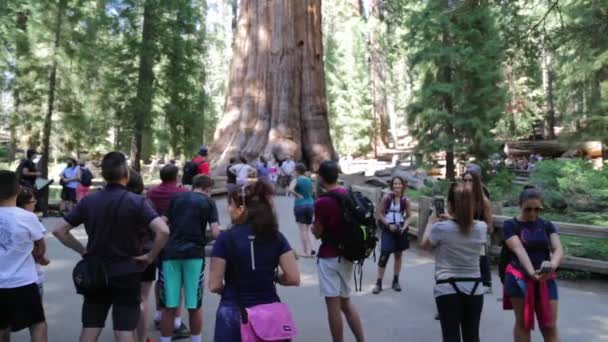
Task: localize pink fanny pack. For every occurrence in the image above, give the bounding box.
[240,302,297,342]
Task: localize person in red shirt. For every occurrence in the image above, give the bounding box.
[312,161,365,342]
[191,146,210,176]
[146,164,190,338]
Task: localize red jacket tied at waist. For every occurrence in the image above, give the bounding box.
[503,264,554,331]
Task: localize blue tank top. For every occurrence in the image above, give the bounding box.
[294,176,314,207]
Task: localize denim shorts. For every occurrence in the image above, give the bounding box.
[214,303,241,342]
[504,273,559,300]
[294,205,314,225]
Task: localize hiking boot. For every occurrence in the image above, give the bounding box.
[372,283,382,294]
[392,281,402,292]
[173,322,190,340]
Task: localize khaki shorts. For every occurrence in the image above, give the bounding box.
[317,257,353,298]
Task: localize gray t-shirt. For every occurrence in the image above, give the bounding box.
[430,219,487,297]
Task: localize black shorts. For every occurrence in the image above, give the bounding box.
[141,260,157,282]
[82,273,141,331]
[0,283,46,332]
[61,186,77,203]
[294,205,314,225]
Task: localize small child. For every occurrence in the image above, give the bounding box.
[16,187,50,295]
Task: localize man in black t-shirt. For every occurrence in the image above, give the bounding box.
[159,175,221,342]
[53,151,170,342]
[17,149,41,188]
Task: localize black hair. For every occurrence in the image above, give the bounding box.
[160,164,179,183]
[259,156,267,167]
[26,149,36,160]
[101,151,129,183]
[228,181,278,241]
[295,163,307,175]
[192,174,214,190]
[317,160,339,184]
[126,168,144,195]
[229,157,237,164]
[240,157,248,164]
[0,170,20,200]
[519,185,543,205]
[16,187,35,208]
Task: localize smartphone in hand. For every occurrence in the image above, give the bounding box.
[433,197,445,216]
[538,261,553,274]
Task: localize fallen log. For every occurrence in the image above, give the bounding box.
[505,140,567,157]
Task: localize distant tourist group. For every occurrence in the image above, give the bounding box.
[1,148,563,342]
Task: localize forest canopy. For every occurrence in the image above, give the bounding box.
[0,0,606,172]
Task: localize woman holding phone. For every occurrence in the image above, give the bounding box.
[421,182,487,342]
[503,185,563,342]
[372,176,411,294]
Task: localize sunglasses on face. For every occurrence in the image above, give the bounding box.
[523,207,543,213]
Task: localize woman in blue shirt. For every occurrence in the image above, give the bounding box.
[503,186,563,342]
[60,157,81,212]
[209,181,300,342]
[288,163,316,257]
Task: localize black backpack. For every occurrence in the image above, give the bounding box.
[80,167,94,187]
[182,160,203,185]
[320,189,378,290]
[498,218,551,283]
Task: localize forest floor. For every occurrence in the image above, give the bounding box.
[11,196,608,342]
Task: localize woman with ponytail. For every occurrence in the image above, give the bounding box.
[209,181,300,342]
[421,182,488,342]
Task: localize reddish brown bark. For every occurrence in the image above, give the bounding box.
[209,0,335,173]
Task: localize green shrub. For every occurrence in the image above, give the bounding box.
[531,159,608,212]
[421,179,451,197]
[0,146,7,160]
[487,169,518,204]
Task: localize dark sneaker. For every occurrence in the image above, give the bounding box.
[311,250,316,257]
[173,322,190,340]
[154,320,160,330]
[392,281,402,292]
[372,284,382,294]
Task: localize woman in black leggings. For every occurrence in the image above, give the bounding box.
[422,182,488,342]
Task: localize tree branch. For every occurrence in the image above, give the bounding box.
[524,0,559,38]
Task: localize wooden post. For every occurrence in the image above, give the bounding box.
[418,196,433,239]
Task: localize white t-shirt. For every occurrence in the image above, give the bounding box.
[229,163,254,185]
[0,207,45,288]
[36,225,48,285]
[429,219,487,297]
[281,160,296,176]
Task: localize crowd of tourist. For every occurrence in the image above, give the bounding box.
[0,148,565,342]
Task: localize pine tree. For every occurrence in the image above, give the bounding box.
[405,0,505,178]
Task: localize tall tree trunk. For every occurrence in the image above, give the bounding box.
[130,0,158,172]
[231,0,238,33]
[541,16,556,139]
[441,11,455,180]
[368,0,390,149]
[39,0,67,216]
[210,0,336,173]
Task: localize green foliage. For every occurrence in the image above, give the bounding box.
[398,1,506,168]
[323,0,372,155]
[562,235,608,262]
[531,159,608,212]
[1,0,219,162]
[421,179,451,197]
[487,169,517,203]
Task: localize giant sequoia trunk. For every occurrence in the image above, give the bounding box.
[209,0,336,173]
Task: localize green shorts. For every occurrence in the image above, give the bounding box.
[161,259,205,309]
